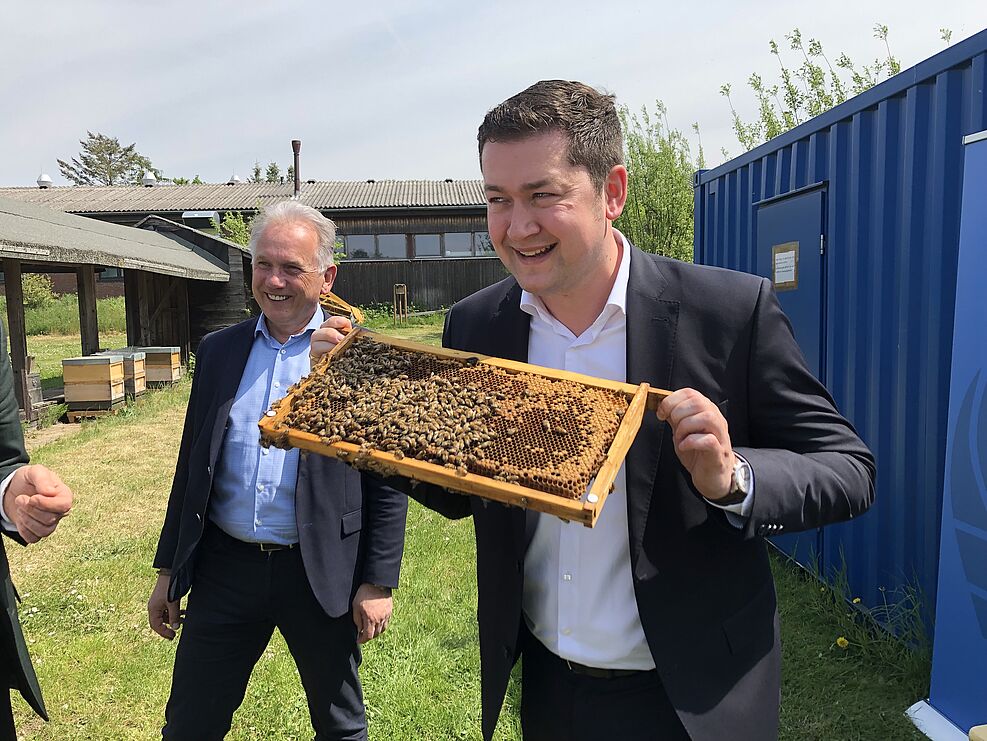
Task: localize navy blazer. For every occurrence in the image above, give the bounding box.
[411,246,875,741]
[153,314,407,618]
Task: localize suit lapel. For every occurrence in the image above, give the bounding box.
[208,319,257,466]
[624,248,679,574]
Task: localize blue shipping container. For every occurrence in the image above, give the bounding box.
[693,30,987,624]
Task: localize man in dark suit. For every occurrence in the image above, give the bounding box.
[147,201,407,740]
[314,80,875,740]
[1,320,73,739]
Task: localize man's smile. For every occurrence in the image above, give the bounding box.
[265,293,290,302]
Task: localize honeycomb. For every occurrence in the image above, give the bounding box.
[278,336,629,500]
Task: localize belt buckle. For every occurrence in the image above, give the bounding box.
[259,542,281,552]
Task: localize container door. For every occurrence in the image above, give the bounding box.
[754,189,826,569]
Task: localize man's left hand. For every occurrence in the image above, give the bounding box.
[352,583,393,644]
[3,464,73,543]
[310,315,353,361]
[657,388,734,502]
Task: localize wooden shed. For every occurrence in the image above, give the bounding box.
[0,197,245,418]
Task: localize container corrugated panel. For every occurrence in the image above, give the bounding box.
[694,30,987,621]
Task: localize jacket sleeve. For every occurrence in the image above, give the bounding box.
[732,279,876,539]
[357,474,408,589]
[0,320,29,546]
[152,336,210,569]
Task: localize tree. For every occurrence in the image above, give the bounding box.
[57,131,160,185]
[171,175,204,185]
[250,161,263,183]
[265,162,281,183]
[719,25,903,152]
[614,102,699,263]
[213,211,251,246]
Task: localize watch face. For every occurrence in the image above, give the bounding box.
[734,460,751,493]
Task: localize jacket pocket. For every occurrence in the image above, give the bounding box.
[341,509,363,537]
[721,579,775,656]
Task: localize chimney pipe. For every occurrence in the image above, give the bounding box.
[292,139,301,198]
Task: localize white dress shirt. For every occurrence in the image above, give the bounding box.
[521,231,752,670]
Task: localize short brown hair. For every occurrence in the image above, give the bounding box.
[477,80,623,191]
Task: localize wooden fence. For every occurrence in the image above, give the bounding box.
[331,257,509,311]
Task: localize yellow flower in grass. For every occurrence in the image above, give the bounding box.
[836,636,850,649]
[852,597,861,604]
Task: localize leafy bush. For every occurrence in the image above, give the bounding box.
[21,274,57,310]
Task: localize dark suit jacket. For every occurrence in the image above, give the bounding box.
[0,321,47,721]
[153,314,408,617]
[411,246,876,741]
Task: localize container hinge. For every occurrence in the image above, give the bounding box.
[819,234,825,256]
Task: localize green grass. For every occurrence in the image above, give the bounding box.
[0,295,127,336]
[360,305,445,346]
[7,322,929,739]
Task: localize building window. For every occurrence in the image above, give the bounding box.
[414,234,441,258]
[344,235,374,259]
[99,267,123,280]
[474,232,495,255]
[444,232,472,257]
[377,234,407,259]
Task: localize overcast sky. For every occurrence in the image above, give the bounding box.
[1,1,984,187]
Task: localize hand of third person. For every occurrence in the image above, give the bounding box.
[310,315,353,361]
[656,388,734,502]
[3,464,73,543]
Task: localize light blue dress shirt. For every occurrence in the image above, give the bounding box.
[209,308,322,545]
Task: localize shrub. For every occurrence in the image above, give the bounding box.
[21,274,57,310]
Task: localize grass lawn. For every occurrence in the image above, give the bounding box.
[7,323,928,739]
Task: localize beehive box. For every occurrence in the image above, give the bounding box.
[259,330,669,527]
[139,346,182,386]
[99,349,146,396]
[62,355,126,409]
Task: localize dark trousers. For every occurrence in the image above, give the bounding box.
[520,626,690,741]
[162,526,366,740]
[0,690,14,741]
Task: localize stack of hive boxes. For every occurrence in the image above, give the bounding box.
[98,349,146,397]
[62,355,126,415]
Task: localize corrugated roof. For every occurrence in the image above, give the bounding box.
[0,197,229,281]
[0,179,485,214]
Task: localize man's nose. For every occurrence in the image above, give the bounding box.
[505,203,540,243]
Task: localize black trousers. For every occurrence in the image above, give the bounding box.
[162,526,366,740]
[0,689,14,741]
[520,625,691,741]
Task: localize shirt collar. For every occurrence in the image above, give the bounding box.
[255,304,324,345]
[520,228,631,331]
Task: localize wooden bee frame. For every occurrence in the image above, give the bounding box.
[259,330,670,527]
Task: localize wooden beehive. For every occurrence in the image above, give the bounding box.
[259,330,669,527]
[139,346,182,386]
[62,355,126,410]
[100,349,146,396]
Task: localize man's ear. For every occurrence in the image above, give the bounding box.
[604,165,628,221]
[322,264,338,294]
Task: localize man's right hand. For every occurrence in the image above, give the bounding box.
[310,315,352,361]
[148,572,182,640]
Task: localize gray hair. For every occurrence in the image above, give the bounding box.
[248,201,337,270]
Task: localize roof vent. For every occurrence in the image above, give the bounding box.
[366,179,375,184]
[37,173,53,189]
[227,173,241,185]
[306,179,316,184]
[444,178,453,183]
[142,172,157,187]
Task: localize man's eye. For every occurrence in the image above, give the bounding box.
[284,267,303,277]
[487,197,506,205]
[533,192,555,199]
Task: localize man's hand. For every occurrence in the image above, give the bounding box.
[147,572,183,640]
[352,583,392,645]
[657,388,734,502]
[310,315,353,361]
[3,464,73,543]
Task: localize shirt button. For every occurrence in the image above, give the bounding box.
[274,381,280,388]
[280,349,286,355]
[256,483,264,492]
[562,573,572,582]
[262,448,269,456]
[561,628,572,636]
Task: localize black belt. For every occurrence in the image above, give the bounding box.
[563,659,651,680]
[211,524,298,553]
